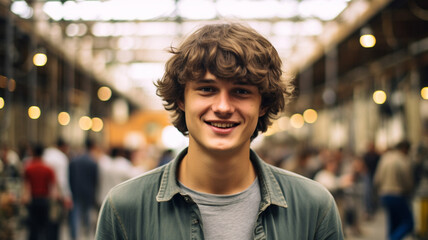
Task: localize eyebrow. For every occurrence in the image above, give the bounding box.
[195,79,216,84]
[195,78,251,86]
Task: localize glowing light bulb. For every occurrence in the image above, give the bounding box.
[79,116,92,130]
[0,97,4,109]
[290,113,304,129]
[91,117,103,132]
[303,109,318,124]
[28,106,41,119]
[360,34,376,48]
[421,87,428,100]
[98,86,112,101]
[373,90,387,104]
[33,53,47,66]
[58,112,70,126]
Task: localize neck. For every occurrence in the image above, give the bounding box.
[178,142,256,195]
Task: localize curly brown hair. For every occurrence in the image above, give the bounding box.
[155,23,294,139]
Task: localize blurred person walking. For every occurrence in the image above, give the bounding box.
[362,142,381,220]
[374,140,414,240]
[95,148,112,209]
[342,156,365,237]
[69,139,99,240]
[42,138,73,240]
[314,152,349,198]
[96,147,138,206]
[22,144,57,240]
[109,147,137,185]
[314,151,356,236]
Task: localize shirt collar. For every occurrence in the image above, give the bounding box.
[156,148,186,202]
[156,148,288,209]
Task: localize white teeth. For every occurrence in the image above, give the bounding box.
[210,122,235,128]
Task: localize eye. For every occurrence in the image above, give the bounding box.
[201,87,213,92]
[197,86,216,93]
[234,88,251,95]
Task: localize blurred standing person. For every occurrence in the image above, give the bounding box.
[0,144,22,180]
[374,140,414,240]
[362,142,380,220]
[314,155,347,198]
[314,151,354,234]
[342,156,365,237]
[22,144,57,240]
[42,138,73,240]
[110,147,137,183]
[69,139,99,240]
[95,148,112,209]
[96,147,138,206]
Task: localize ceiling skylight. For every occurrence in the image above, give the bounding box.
[13,0,351,22]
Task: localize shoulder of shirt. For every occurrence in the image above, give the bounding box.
[106,164,166,201]
[261,161,333,202]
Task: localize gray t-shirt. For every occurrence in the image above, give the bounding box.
[179,179,261,240]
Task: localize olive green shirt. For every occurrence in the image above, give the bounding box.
[95,148,344,240]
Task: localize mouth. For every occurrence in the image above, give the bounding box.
[206,121,239,129]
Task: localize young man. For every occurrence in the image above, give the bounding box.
[96,23,344,239]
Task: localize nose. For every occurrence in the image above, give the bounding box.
[212,91,234,115]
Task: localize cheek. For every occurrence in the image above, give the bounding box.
[248,106,262,125]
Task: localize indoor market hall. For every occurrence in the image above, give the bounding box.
[1,0,428,239]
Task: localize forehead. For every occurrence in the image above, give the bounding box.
[192,72,254,86]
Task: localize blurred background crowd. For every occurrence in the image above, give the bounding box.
[0,138,173,240]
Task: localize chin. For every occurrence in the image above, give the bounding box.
[206,140,247,153]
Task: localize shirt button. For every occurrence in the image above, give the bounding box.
[184,196,191,202]
[192,219,199,225]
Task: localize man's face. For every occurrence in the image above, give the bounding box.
[180,72,265,154]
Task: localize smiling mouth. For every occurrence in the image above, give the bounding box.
[207,122,239,128]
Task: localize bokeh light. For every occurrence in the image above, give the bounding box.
[360,34,376,48]
[0,97,4,109]
[303,109,318,124]
[373,90,387,104]
[58,112,70,126]
[290,113,304,129]
[421,87,428,100]
[79,116,92,130]
[91,117,104,132]
[98,86,112,101]
[33,53,48,66]
[28,106,41,119]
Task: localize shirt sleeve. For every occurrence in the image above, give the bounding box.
[95,195,128,240]
[315,195,345,240]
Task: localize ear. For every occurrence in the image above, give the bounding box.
[178,100,185,111]
[259,106,267,117]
